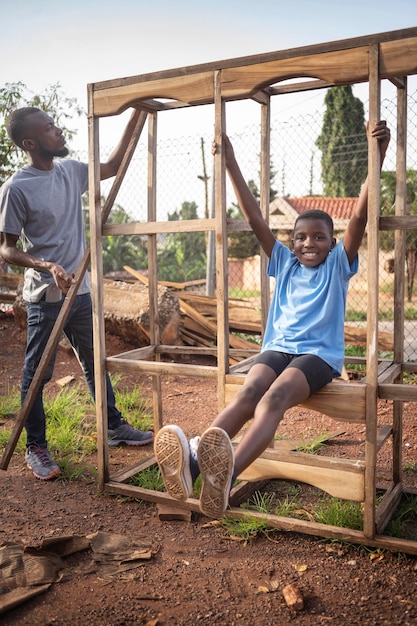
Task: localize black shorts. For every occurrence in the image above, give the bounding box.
[251,351,333,396]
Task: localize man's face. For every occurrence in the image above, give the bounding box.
[292,218,335,267]
[24,110,69,158]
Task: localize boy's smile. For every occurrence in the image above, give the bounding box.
[292,217,336,267]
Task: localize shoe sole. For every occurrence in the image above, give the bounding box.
[154,425,192,500]
[108,435,154,447]
[198,427,234,519]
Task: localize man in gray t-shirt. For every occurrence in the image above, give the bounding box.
[0,107,153,480]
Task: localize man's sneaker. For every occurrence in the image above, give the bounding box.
[197,427,235,519]
[154,425,192,500]
[108,422,154,446]
[25,445,60,480]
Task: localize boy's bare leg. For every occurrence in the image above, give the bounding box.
[216,367,310,477]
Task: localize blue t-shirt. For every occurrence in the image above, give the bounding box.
[262,239,358,376]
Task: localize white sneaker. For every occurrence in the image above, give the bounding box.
[154,425,192,500]
[197,427,235,518]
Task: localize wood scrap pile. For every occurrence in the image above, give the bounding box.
[123,266,261,357]
[2,268,394,357]
[122,267,394,355]
[0,272,22,305]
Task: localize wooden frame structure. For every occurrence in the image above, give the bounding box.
[87,28,417,554]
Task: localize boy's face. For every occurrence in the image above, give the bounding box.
[292,218,336,267]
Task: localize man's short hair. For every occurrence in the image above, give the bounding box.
[294,209,334,236]
[6,107,42,149]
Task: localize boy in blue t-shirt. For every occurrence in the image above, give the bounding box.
[155,120,391,518]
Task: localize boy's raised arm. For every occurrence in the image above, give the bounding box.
[214,135,276,258]
[343,121,391,265]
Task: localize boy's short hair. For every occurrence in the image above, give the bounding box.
[294,209,334,236]
[6,107,42,149]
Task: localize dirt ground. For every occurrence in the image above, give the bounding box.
[1,312,417,626]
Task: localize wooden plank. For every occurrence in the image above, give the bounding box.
[105,481,203,512]
[94,71,215,116]
[0,293,16,303]
[111,345,156,360]
[92,29,417,116]
[106,356,218,379]
[359,424,392,458]
[238,453,365,501]
[222,507,417,556]
[376,362,402,384]
[379,383,417,402]
[230,34,416,90]
[380,215,417,230]
[110,456,156,483]
[103,480,417,555]
[362,42,381,539]
[103,217,216,236]
[0,272,22,289]
[375,483,403,534]
[92,28,417,93]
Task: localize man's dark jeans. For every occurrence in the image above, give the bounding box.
[21,292,122,447]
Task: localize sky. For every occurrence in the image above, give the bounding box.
[2,0,416,151]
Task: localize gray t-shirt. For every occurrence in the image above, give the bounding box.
[0,159,90,302]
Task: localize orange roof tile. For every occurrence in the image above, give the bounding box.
[285,197,358,220]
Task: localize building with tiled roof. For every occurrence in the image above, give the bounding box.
[269,196,358,233]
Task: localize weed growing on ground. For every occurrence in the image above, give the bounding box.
[314,496,363,530]
[0,378,153,482]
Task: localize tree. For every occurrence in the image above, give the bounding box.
[83,199,148,275]
[379,169,417,302]
[316,86,367,197]
[158,201,206,282]
[0,81,84,186]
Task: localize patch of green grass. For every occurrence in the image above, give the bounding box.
[0,380,154,483]
[130,465,165,491]
[245,490,277,514]
[0,386,26,452]
[112,378,153,432]
[346,307,417,322]
[346,309,367,322]
[405,306,417,321]
[0,385,21,418]
[296,432,329,455]
[45,387,95,449]
[403,460,417,473]
[403,372,417,384]
[314,497,363,530]
[228,288,260,299]
[386,494,417,540]
[219,515,272,541]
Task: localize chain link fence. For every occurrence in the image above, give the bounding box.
[88,81,417,363]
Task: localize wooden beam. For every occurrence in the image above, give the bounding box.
[238,452,365,501]
[91,29,417,116]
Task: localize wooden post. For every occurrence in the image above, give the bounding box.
[214,70,229,410]
[147,111,163,432]
[260,98,271,334]
[363,43,381,538]
[392,79,407,485]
